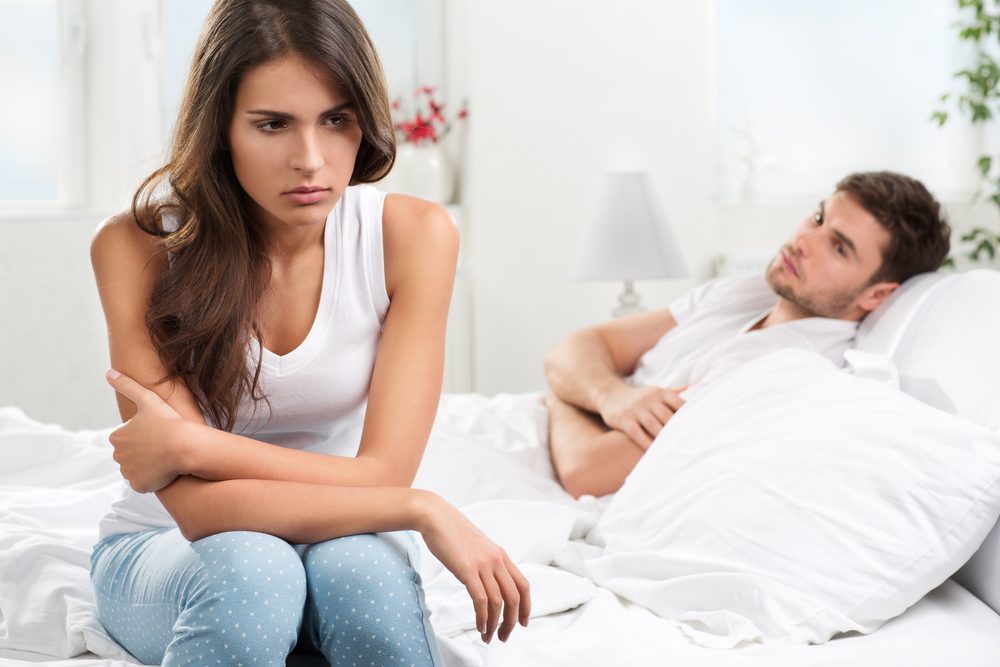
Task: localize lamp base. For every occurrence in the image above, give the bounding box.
[612,280,646,318]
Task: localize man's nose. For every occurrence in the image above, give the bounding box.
[792,229,813,256]
[290,129,324,174]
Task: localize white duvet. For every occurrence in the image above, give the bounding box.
[0,394,602,665]
[4,352,1000,666]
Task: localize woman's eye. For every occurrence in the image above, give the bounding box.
[256,120,286,132]
[814,212,824,225]
[835,243,846,257]
[324,115,350,128]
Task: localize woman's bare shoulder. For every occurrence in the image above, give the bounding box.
[382,193,457,240]
[91,209,161,267]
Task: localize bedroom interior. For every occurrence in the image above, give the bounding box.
[3,1,1000,665]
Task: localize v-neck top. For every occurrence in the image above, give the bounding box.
[629,274,859,396]
[99,184,390,539]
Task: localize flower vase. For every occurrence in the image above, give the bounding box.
[382,143,455,204]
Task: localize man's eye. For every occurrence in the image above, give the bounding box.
[814,212,824,225]
[835,243,847,257]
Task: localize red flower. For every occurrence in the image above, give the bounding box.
[391,86,468,144]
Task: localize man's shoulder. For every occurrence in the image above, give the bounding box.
[671,273,775,324]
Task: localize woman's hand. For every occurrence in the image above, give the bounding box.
[597,384,687,450]
[104,369,189,493]
[416,493,531,644]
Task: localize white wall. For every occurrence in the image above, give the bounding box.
[462,1,718,394]
[3,1,997,428]
[0,218,119,428]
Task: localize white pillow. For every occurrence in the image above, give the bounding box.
[557,349,1000,647]
[854,269,1000,613]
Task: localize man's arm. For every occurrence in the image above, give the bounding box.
[544,309,681,448]
[545,394,643,498]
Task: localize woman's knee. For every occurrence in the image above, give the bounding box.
[303,534,439,664]
[191,531,305,585]
[304,533,416,587]
[303,533,424,624]
[186,531,307,620]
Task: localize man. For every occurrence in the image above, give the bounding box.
[545,171,951,498]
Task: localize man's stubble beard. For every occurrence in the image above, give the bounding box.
[765,261,861,320]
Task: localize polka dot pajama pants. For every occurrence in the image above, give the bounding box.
[90,529,443,666]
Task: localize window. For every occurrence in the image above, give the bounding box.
[0,0,435,217]
[0,0,85,212]
[161,0,431,152]
[716,0,978,203]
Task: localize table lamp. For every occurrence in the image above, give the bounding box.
[571,171,689,317]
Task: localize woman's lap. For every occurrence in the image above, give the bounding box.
[90,529,441,667]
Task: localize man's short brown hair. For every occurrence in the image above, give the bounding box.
[836,171,951,284]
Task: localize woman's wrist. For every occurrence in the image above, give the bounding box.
[170,419,205,476]
[406,488,442,535]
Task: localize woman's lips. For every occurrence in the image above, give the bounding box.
[283,188,329,205]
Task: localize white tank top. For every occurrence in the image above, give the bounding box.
[99,185,390,539]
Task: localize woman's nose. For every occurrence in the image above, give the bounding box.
[290,130,324,174]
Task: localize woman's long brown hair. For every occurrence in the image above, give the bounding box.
[132,0,395,431]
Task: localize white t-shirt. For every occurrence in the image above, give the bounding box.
[628,274,859,395]
[98,185,390,539]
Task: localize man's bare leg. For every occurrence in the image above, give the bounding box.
[545,393,644,498]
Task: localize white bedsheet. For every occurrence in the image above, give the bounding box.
[3,394,1000,666]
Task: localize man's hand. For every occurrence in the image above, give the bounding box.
[597,385,686,450]
[105,369,190,492]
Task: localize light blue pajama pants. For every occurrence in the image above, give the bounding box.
[90,528,443,667]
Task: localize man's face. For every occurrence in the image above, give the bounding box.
[765,190,896,321]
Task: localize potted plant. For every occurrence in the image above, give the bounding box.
[381,86,468,204]
[933,0,1000,266]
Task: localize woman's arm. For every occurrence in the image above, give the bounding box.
[176,195,459,487]
[94,212,526,643]
[97,196,458,491]
[106,379,530,643]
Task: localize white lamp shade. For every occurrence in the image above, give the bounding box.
[571,172,689,281]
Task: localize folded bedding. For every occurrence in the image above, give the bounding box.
[557,348,1000,647]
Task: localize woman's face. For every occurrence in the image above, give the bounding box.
[228,53,363,232]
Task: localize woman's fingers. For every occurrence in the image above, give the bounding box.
[105,369,160,408]
[465,575,489,636]
[504,552,532,627]
[479,567,503,643]
[493,562,521,642]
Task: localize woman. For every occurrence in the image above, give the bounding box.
[89,1,529,665]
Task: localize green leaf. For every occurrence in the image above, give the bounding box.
[979,155,993,176]
[941,256,956,269]
[930,110,949,126]
[975,238,996,261]
[972,103,993,123]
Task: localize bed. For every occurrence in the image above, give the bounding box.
[3,268,1000,667]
